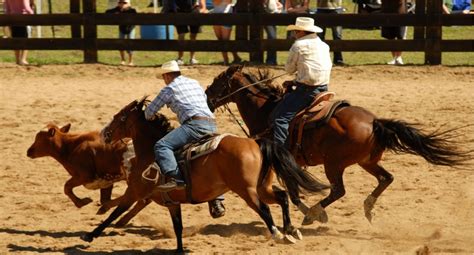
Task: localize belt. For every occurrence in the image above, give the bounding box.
[185,116,215,123]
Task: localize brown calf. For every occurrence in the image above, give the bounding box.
[27,123,134,208]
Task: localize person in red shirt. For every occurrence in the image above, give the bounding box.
[4,0,34,65]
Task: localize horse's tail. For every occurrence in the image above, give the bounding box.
[257,139,329,199]
[373,119,472,167]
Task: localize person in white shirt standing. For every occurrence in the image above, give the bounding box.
[270,17,332,147]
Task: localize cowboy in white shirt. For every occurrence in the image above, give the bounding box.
[271,17,332,147]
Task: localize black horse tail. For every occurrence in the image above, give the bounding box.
[257,138,329,200]
[373,119,472,167]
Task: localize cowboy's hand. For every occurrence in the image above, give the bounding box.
[283,81,296,93]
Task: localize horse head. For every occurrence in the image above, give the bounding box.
[101,97,147,144]
[206,64,245,112]
[27,123,71,158]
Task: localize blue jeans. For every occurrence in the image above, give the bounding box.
[264,25,277,65]
[154,119,217,181]
[270,84,328,146]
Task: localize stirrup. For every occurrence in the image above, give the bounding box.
[142,162,160,184]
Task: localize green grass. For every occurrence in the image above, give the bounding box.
[0,0,473,66]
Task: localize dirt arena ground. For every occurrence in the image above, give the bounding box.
[0,63,473,254]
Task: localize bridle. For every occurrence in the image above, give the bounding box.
[207,70,287,138]
[208,70,287,111]
[103,105,139,144]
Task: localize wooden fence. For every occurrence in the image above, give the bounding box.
[0,0,472,64]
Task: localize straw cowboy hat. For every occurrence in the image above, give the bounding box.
[158,60,181,75]
[287,17,323,33]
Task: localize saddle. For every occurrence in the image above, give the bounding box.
[143,133,232,205]
[287,91,350,157]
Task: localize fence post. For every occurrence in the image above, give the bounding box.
[83,0,97,63]
[70,0,81,38]
[413,0,425,40]
[425,0,442,65]
[235,0,249,57]
[249,1,264,63]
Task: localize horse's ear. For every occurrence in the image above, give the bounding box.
[60,123,71,133]
[48,127,55,137]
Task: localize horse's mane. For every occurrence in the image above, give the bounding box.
[241,68,284,98]
[136,96,174,134]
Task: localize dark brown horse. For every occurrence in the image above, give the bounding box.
[205,65,471,225]
[80,98,328,253]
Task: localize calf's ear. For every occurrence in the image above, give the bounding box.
[60,123,71,133]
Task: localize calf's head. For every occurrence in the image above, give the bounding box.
[27,123,71,158]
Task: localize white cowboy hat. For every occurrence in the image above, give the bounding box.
[287,17,323,33]
[118,0,130,3]
[158,60,180,74]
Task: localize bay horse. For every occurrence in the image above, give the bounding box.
[205,65,471,225]
[27,123,133,207]
[80,97,329,253]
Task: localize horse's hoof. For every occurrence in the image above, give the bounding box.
[271,226,285,243]
[298,202,309,215]
[364,195,376,223]
[77,198,93,208]
[302,203,328,225]
[96,206,109,215]
[284,234,297,244]
[80,233,94,243]
[291,229,303,241]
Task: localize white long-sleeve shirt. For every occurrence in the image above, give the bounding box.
[285,33,332,86]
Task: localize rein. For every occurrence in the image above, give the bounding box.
[213,72,288,106]
[224,104,250,137]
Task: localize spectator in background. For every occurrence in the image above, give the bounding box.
[285,0,310,38]
[285,0,310,13]
[175,0,208,65]
[1,0,9,38]
[451,0,471,13]
[317,0,344,65]
[4,0,34,65]
[106,0,137,66]
[381,0,406,65]
[212,0,241,65]
[264,0,283,65]
[443,0,452,13]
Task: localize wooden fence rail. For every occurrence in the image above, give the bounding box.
[0,0,473,64]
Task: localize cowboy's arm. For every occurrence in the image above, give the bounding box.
[145,87,172,120]
[285,46,298,74]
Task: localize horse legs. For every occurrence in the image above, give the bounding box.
[96,195,123,215]
[238,189,288,243]
[359,162,394,222]
[303,164,345,225]
[271,186,302,242]
[167,204,184,253]
[81,202,133,243]
[99,185,113,205]
[115,199,152,227]
[64,177,92,208]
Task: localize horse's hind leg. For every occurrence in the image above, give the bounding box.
[303,163,345,225]
[115,199,152,227]
[271,186,302,242]
[237,189,289,243]
[359,162,394,222]
[97,195,123,215]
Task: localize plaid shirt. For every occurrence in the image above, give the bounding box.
[145,75,214,124]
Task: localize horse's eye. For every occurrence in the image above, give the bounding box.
[120,116,126,122]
